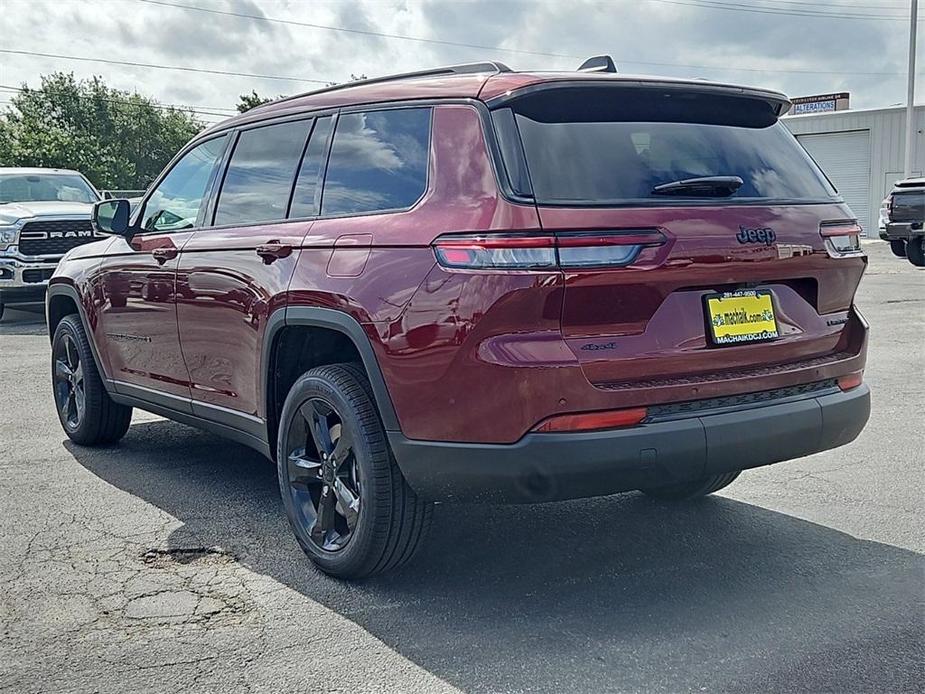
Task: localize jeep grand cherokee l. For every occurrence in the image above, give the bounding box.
[46,61,870,579]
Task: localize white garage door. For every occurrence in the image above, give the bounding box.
[797,130,872,236]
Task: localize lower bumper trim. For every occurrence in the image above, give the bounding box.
[390,384,870,503]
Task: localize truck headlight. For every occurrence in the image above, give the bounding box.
[0,225,18,249]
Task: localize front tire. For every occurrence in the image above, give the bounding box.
[889,239,907,258]
[277,363,432,579]
[640,471,740,501]
[906,238,925,267]
[52,314,132,445]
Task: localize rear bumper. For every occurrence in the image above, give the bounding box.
[390,383,870,503]
[880,222,924,241]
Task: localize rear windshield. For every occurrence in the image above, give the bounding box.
[494,86,837,205]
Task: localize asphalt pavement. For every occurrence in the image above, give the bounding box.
[0,240,922,693]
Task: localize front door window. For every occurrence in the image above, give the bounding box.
[141,135,228,232]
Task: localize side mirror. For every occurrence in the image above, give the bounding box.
[92,199,132,237]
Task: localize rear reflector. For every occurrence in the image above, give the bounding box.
[837,372,863,391]
[533,407,648,433]
[820,220,862,255]
[433,230,666,270]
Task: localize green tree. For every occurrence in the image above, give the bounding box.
[236,90,279,113]
[0,73,204,190]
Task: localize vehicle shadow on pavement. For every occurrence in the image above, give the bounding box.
[66,420,924,694]
[0,305,47,336]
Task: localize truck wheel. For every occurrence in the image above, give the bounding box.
[906,238,925,267]
[277,363,432,579]
[0,302,4,321]
[640,471,740,500]
[889,239,907,258]
[52,314,133,445]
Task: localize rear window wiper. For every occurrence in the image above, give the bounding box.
[651,175,744,197]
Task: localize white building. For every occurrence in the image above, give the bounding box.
[783,104,924,237]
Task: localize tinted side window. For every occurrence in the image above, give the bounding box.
[321,108,431,216]
[142,135,227,232]
[214,120,310,226]
[289,116,333,218]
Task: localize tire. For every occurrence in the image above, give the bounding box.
[277,363,432,579]
[889,239,907,258]
[906,238,925,267]
[640,471,741,501]
[0,303,4,321]
[51,314,133,445]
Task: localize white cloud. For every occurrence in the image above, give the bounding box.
[0,0,921,126]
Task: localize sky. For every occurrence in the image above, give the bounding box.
[0,0,922,127]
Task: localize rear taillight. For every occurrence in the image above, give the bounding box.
[533,407,648,433]
[820,220,863,256]
[433,229,666,270]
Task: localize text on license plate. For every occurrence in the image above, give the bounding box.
[704,289,779,345]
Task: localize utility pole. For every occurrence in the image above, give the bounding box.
[904,0,918,178]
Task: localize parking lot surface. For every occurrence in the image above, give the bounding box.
[1,241,922,694]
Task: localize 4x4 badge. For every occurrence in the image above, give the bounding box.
[737,226,776,246]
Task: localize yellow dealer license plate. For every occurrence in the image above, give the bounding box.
[704,289,779,346]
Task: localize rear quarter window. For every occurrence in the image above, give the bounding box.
[321,108,431,216]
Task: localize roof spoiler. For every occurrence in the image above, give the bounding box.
[487,79,791,118]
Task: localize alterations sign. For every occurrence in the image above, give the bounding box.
[790,93,850,115]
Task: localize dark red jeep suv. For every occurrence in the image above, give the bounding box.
[47,60,870,578]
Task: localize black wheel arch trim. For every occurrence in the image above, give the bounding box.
[45,283,114,395]
[263,306,401,434]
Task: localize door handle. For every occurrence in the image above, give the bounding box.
[256,242,293,264]
[152,247,178,264]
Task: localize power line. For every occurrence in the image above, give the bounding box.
[646,0,913,20]
[114,3,910,77]
[2,30,912,94]
[0,48,332,84]
[743,0,907,9]
[0,88,227,122]
[133,0,583,60]
[0,84,237,117]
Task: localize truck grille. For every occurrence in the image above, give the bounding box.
[18,219,100,257]
[891,191,924,224]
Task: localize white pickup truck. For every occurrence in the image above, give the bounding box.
[0,168,105,319]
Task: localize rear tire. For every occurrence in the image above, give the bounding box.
[277,363,432,579]
[52,314,132,445]
[889,239,907,258]
[906,238,925,267]
[640,471,740,500]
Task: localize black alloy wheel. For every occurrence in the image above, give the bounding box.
[51,314,132,445]
[277,363,432,579]
[54,331,85,431]
[285,396,361,552]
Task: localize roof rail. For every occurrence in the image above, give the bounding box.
[256,61,512,111]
